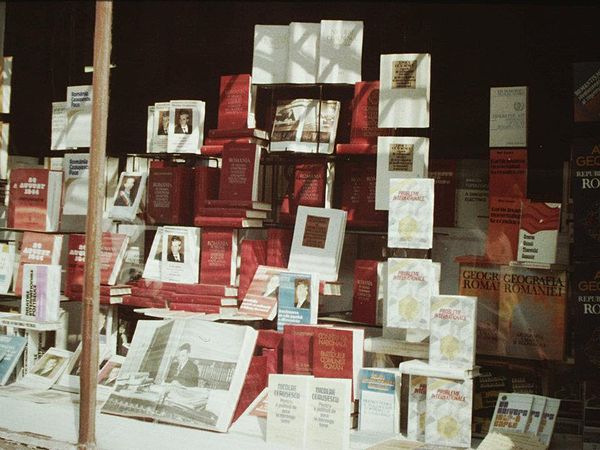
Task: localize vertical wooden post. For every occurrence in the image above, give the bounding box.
[78,2,112,449]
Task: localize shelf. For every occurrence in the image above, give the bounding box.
[0,292,70,302]
[0,227,76,235]
[363,336,429,359]
[0,313,63,331]
[126,152,218,161]
[253,82,356,89]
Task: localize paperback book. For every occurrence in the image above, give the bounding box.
[0,242,15,294]
[151,101,170,153]
[317,20,363,84]
[160,226,200,284]
[286,22,319,84]
[62,153,90,217]
[454,159,489,230]
[20,264,62,322]
[277,270,319,331]
[490,393,534,434]
[239,265,287,320]
[484,196,522,264]
[358,368,401,434]
[65,85,92,149]
[489,86,528,148]
[0,334,26,385]
[15,232,63,297]
[489,149,528,199]
[573,61,600,122]
[167,100,206,153]
[516,201,561,265]
[108,171,147,222]
[407,375,427,441]
[252,25,289,84]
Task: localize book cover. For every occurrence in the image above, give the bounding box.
[0,242,15,294]
[498,265,566,360]
[193,216,263,229]
[65,85,92,149]
[62,153,90,216]
[489,86,528,148]
[146,165,193,225]
[279,159,328,222]
[572,262,600,378]
[100,232,130,286]
[317,20,363,84]
[351,259,380,325]
[388,178,435,249]
[192,166,220,221]
[277,271,319,331]
[407,375,427,441]
[218,74,254,130]
[160,226,200,284]
[385,258,434,330]
[485,196,522,264]
[252,25,289,84]
[108,171,147,222]
[349,81,393,145]
[266,228,292,268]
[146,105,154,152]
[282,325,314,376]
[0,334,26,385]
[237,239,267,302]
[239,265,285,320]
[199,228,238,286]
[358,368,401,434]
[490,393,534,434]
[425,377,473,448]
[573,61,600,122]
[489,149,527,199]
[218,143,262,202]
[378,53,431,128]
[525,395,547,437]
[231,355,268,424]
[65,233,86,298]
[167,100,206,154]
[51,101,68,150]
[455,159,489,230]
[429,295,477,369]
[286,22,319,84]
[375,136,429,210]
[288,206,347,282]
[8,168,63,231]
[516,201,561,265]
[538,397,560,446]
[21,264,62,322]
[151,101,170,153]
[429,159,457,228]
[15,232,63,296]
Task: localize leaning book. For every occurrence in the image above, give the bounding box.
[0,334,26,385]
[108,171,147,222]
[101,319,257,432]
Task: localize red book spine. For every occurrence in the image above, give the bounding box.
[194,216,262,228]
[218,74,251,130]
[237,240,268,301]
[171,293,233,306]
[193,166,220,222]
[199,229,236,286]
[195,207,263,218]
[282,329,314,375]
[99,295,116,305]
[204,137,266,146]
[201,145,224,157]
[122,296,166,308]
[131,286,162,298]
[169,302,221,314]
[266,228,292,268]
[133,279,179,291]
[174,283,235,296]
[335,143,377,155]
[218,143,260,202]
[203,199,270,210]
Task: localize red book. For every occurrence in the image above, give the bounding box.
[194,216,263,228]
[335,143,377,155]
[65,234,86,298]
[131,286,167,298]
[69,284,131,296]
[217,74,252,130]
[121,295,167,308]
[237,240,268,301]
[16,232,63,296]
[199,228,238,286]
[231,355,268,423]
[351,260,380,325]
[133,279,179,292]
[429,159,457,228]
[208,128,268,140]
[8,168,63,231]
[261,347,280,375]
[311,328,354,381]
[99,232,130,286]
[195,207,267,219]
[146,165,193,225]
[349,81,393,144]
[204,137,267,146]
[203,199,271,211]
[257,329,284,350]
[171,293,237,306]
[192,166,220,223]
[168,302,221,314]
[280,159,327,223]
[282,329,313,375]
[485,196,522,263]
[174,283,237,297]
[266,228,292,268]
[201,145,224,157]
[489,149,527,199]
[218,143,263,202]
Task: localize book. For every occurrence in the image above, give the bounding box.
[199,228,238,286]
[490,393,534,434]
[288,206,347,282]
[485,196,522,264]
[358,368,401,434]
[400,359,480,381]
[317,20,363,84]
[348,81,393,145]
[174,283,237,297]
[192,166,220,221]
[574,61,600,122]
[160,226,200,284]
[7,168,63,231]
[351,259,381,325]
[51,102,68,150]
[146,165,193,225]
[385,258,435,330]
[252,25,289,84]
[195,207,267,219]
[62,153,90,217]
[203,199,271,211]
[498,265,567,360]
[0,242,15,294]
[286,22,319,84]
[171,293,237,307]
[516,201,561,265]
[277,270,319,331]
[375,136,429,210]
[425,377,474,448]
[429,159,457,228]
[538,397,560,446]
[218,74,255,130]
[239,265,285,320]
[279,158,328,223]
[194,216,263,228]
[218,143,263,202]
[207,128,268,140]
[0,335,26,385]
[151,101,170,153]
[21,264,62,322]
[388,178,435,249]
[231,355,268,423]
[266,228,292,268]
[101,319,258,432]
[455,159,489,229]
[65,85,92,148]
[572,262,600,378]
[146,105,154,152]
[525,395,547,437]
[0,56,11,114]
[429,295,477,370]
[167,100,206,153]
[489,149,528,199]
[15,232,63,297]
[108,171,147,222]
[378,53,431,128]
[489,86,528,148]
[237,240,267,303]
[407,375,427,441]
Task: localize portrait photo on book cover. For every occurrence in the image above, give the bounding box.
[113,175,141,207]
[174,108,193,134]
[166,234,185,263]
[294,277,311,309]
[157,110,170,135]
[34,354,65,378]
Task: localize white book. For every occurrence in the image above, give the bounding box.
[378,53,431,128]
[429,295,477,370]
[21,264,62,322]
[16,347,72,390]
[490,393,534,435]
[151,101,170,153]
[425,377,473,448]
[407,375,427,441]
[267,373,312,449]
[62,153,90,216]
[160,226,200,284]
[478,431,546,450]
[252,25,289,84]
[385,258,434,330]
[358,368,401,434]
[288,206,347,282]
[108,171,147,222]
[50,101,69,150]
[287,22,320,84]
[0,121,8,179]
[388,178,435,249]
[0,242,15,294]
[306,377,352,450]
[146,105,155,153]
[375,136,429,210]
[167,100,205,153]
[525,395,547,437]
[0,334,26,385]
[317,20,363,84]
[399,359,479,381]
[1,56,12,114]
[489,86,528,147]
[65,85,93,149]
[537,397,560,446]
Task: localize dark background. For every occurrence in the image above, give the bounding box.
[4,1,600,200]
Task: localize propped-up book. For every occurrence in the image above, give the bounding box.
[454,159,489,230]
[0,334,26,385]
[20,264,62,322]
[276,270,319,331]
[217,74,256,130]
[237,239,268,302]
[252,25,289,84]
[489,149,528,199]
[485,196,522,264]
[573,61,600,122]
[489,86,528,148]
[351,259,383,325]
[167,100,206,153]
[61,153,91,228]
[317,20,363,84]
[199,228,239,286]
[65,85,92,149]
[490,393,535,435]
[516,201,561,266]
[218,142,263,203]
[358,367,401,434]
[407,374,427,441]
[160,226,200,284]
[15,232,63,297]
[287,22,319,84]
[388,178,434,249]
[108,171,147,222]
[279,158,329,224]
[239,265,287,320]
[0,242,15,294]
[146,165,194,225]
[150,101,170,153]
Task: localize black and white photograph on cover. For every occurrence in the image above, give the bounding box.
[294,277,311,309]
[102,319,256,431]
[166,234,185,263]
[113,174,141,207]
[271,99,304,142]
[300,100,337,144]
[174,108,193,134]
[98,361,122,387]
[157,110,169,135]
[33,353,65,378]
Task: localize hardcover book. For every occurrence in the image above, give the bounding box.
[351,259,381,325]
[21,264,62,322]
[266,228,292,268]
[572,262,600,378]
[108,171,147,222]
[348,81,393,145]
[573,61,600,122]
[192,166,220,221]
[146,165,193,225]
[385,258,435,330]
[484,196,522,264]
[199,228,238,286]
[407,375,427,441]
[428,159,457,228]
[237,239,267,302]
[15,232,63,297]
[489,86,528,148]
[498,265,566,360]
[454,159,489,230]
[317,20,363,84]
[167,100,206,153]
[378,53,431,128]
[279,158,328,223]
[287,22,319,84]
[252,25,289,84]
[231,355,268,424]
[490,393,534,434]
[0,334,26,385]
[218,74,255,130]
[429,295,478,370]
[160,226,200,284]
[277,270,319,331]
[218,143,263,202]
[516,201,561,265]
[489,149,528,199]
[375,136,429,210]
[288,206,347,282]
[388,178,435,249]
[358,368,401,434]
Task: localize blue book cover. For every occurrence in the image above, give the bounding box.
[276,272,318,331]
[0,335,27,385]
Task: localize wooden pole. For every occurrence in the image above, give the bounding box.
[78,2,112,449]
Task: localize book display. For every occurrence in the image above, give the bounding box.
[0,3,598,449]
